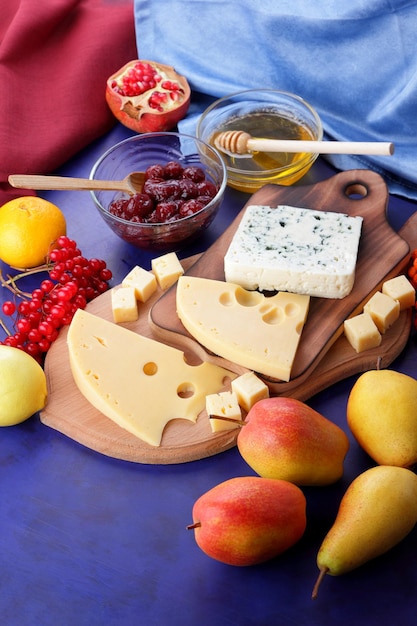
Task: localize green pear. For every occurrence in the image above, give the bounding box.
[312,465,417,598]
[347,369,417,467]
[187,476,306,566]
[237,397,349,486]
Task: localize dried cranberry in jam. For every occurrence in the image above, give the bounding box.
[179,199,205,217]
[153,201,179,223]
[143,179,181,202]
[196,180,217,198]
[145,164,165,180]
[182,166,205,183]
[163,161,184,179]
[125,194,154,219]
[178,178,198,199]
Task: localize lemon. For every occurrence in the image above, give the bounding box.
[0,196,66,268]
[0,346,47,426]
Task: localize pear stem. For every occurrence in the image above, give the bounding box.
[186,521,201,531]
[311,567,329,600]
[208,414,246,426]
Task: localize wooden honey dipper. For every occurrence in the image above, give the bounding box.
[214,130,394,157]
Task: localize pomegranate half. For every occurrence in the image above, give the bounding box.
[106,59,191,133]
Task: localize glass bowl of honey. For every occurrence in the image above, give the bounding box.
[196,89,323,193]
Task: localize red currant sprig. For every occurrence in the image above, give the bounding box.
[0,235,112,363]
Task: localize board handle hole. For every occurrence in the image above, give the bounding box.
[344,183,368,199]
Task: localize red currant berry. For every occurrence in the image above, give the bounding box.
[28,328,42,343]
[99,268,112,282]
[40,279,54,294]
[2,301,16,316]
[38,338,51,352]
[16,318,31,334]
[38,320,54,336]
[18,301,30,315]
[27,342,41,357]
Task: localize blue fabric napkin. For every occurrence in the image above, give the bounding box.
[134,0,417,200]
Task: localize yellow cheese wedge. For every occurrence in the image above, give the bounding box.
[67,309,235,446]
[176,276,310,382]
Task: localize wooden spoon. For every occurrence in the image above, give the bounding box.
[8,172,146,195]
[214,130,394,157]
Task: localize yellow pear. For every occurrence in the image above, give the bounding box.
[347,369,417,467]
[312,465,417,598]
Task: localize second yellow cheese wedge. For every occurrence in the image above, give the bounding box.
[67,309,234,446]
[176,276,310,382]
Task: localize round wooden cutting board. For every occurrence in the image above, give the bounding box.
[41,170,416,464]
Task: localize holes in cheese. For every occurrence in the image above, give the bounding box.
[67,309,235,446]
[176,276,310,382]
[143,362,158,376]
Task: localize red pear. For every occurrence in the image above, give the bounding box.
[187,476,306,566]
[237,397,349,486]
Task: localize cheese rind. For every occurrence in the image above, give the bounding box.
[176,276,310,382]
[344,312,381,353]
[67,309,234,446]
[224,204,363,299]
[206,390,241,433]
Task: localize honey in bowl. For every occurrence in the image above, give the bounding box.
[211,112,317,191]
[197,90,323,193]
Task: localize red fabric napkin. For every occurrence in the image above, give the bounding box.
[0,0,137,205]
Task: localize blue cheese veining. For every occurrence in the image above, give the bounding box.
[224,205,363,299]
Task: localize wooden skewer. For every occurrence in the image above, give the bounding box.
[214,130,394,156]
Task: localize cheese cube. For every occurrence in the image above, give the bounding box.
[205,390,242,433]
[151,252,184,289]
[111,287,138,323]
[224,204,363,299]
[344,312,381,353]
[122,265,157,302]
[382,275,415,311]
[363,291,400,334]
[231,371,269,412]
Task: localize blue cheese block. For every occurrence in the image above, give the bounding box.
[224,205,363,299]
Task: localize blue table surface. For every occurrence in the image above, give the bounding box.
[1,122,417,626]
